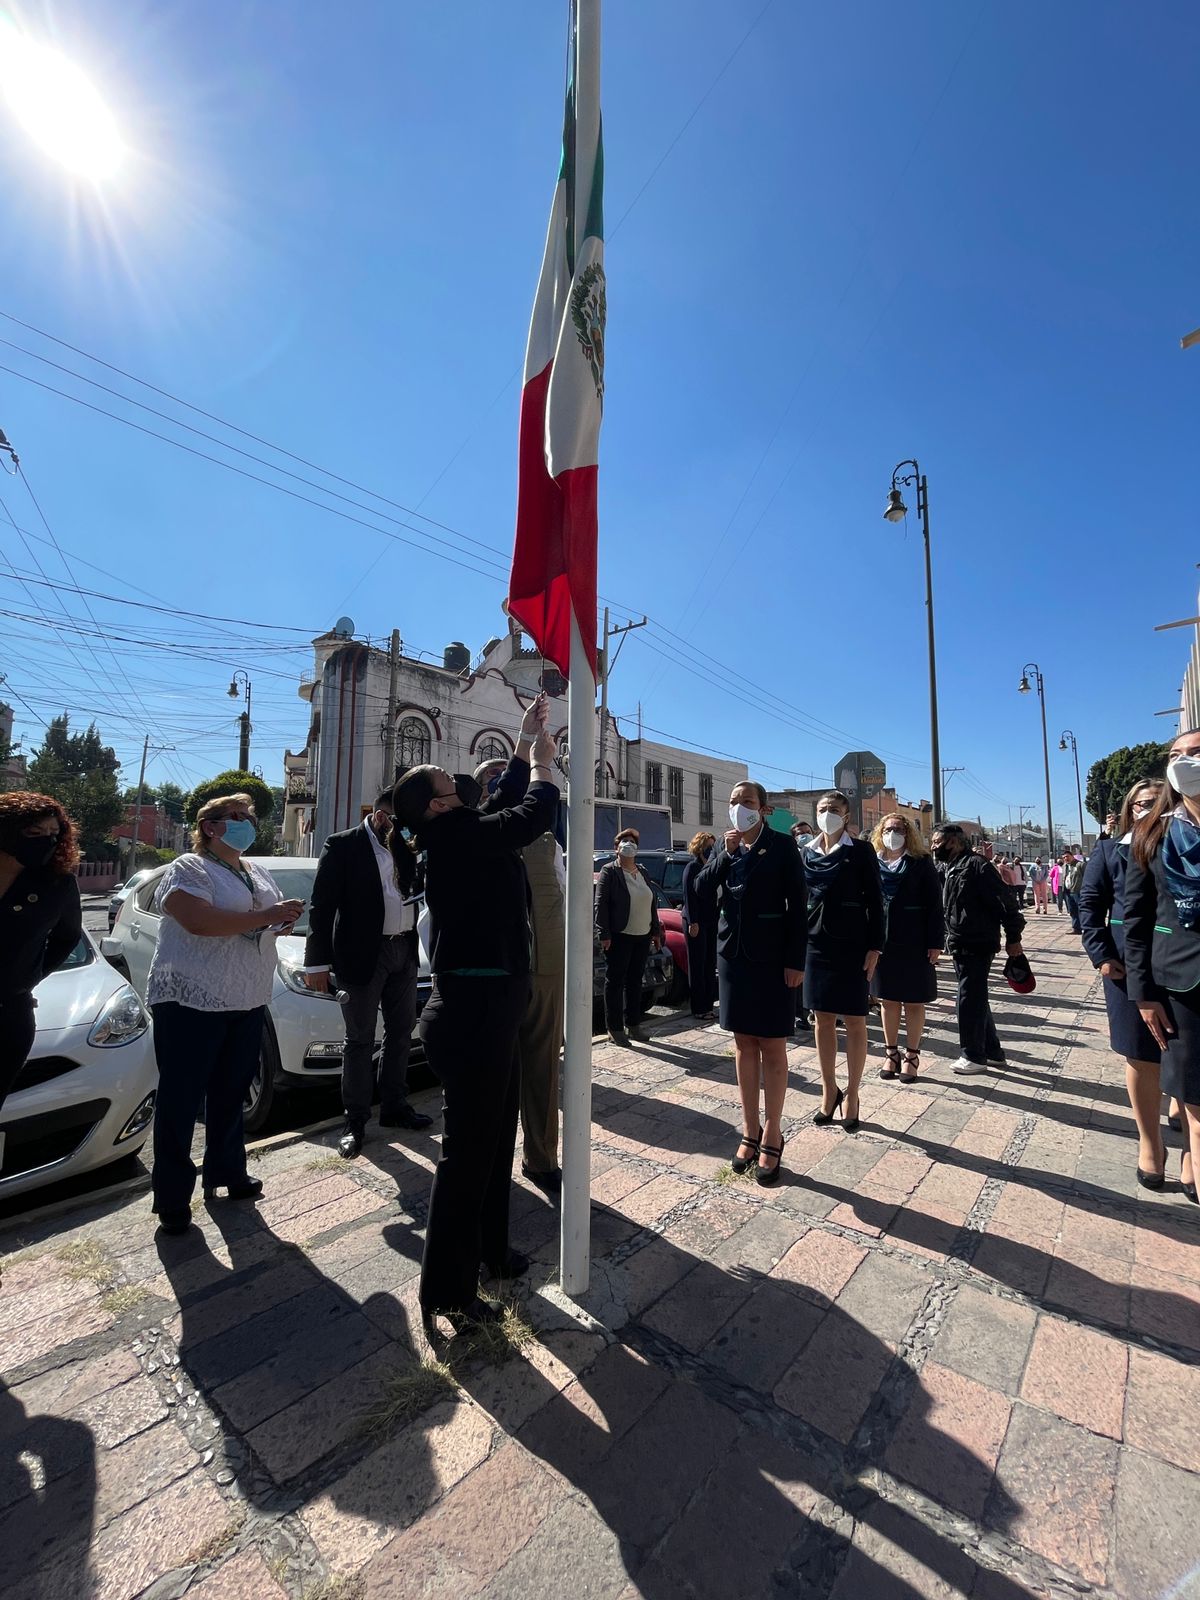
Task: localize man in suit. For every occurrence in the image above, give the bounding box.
[304,789,431,1157]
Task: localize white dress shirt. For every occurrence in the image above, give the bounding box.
[366,817,416,935]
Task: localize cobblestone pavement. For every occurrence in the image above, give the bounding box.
[2,915,1198,1599]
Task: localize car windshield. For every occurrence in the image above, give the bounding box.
[60,936,92,969]
[257,867,316,936]
[662,860,686,893]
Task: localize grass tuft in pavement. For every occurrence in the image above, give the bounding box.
[359,1359,458,1438]
[305,1154,346,1173]
[101,1284,150,1316]
[184,1508,245,1566]
[449,1299,537,1365]
[57,1240,114,1285]
[713,1161,756,1187]
[301,1577,367,1600]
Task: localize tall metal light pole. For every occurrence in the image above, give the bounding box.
[228,672,252,770]
[1059,729,1086,846]
[1018,663,1054,856]
[884,460,942,823]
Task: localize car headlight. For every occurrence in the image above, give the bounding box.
[88,985,150,1047]
[277,959,338,999]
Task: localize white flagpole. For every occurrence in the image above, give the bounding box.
[561,610,595,1294]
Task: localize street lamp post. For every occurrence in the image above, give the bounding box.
[1058,729,1086,846]
[884,460,942,823]
[228,672,252,770]
[1018,664,1054,857]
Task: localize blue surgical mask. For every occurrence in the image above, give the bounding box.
[217,818,257,853]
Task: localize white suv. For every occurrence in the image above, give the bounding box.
[101,858,432,1134]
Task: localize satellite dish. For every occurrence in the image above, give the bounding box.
[332,615,355,639]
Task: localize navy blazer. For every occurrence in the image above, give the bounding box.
[879,854,944,954]
[1124,841,1200,1002]
[695,826,807,969]
[681,854,717,928]
[802,836,885,960]
[1078,838,1128,968]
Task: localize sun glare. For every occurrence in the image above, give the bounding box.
[0,27,125,179]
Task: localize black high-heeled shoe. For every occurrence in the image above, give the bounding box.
[1183,1181,1198,1205]
[1168,1114,1184,1134]
[843,1095,861,1134]
[756,1135,785,1187]
[731,1127,762,1175]
[813,1089,844,1127]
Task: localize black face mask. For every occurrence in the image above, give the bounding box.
[452,773,483,810]
[5,833,57,869]
[933,843,956,863]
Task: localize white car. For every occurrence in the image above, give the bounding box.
[101,858,430,1134]
[0,932,157,1201]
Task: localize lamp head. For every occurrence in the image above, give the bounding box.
[227,678,238,699]
[883,488,907,523]
[1018,675,1031,694]
[1058,737,1067,750]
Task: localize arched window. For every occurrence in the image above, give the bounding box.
[397,717,431,770]
[475,735,509,764]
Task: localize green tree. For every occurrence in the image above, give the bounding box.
[186,769,275,852]
[156,781,187,823]
[121,782,158,806]
[27,714,124,854]
[1085,741,1169,824]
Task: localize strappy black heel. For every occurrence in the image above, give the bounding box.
[731,1126,762,1175]
[756,1136,785,1187]
[813,1089,844,1126]
[900,1048,921,1084]
[880,1047,901,1080]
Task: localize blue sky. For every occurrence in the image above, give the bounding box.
[0,0,1195,831]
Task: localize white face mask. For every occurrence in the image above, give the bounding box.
[1132,803,1154,820]
[882,829,905,851]
[817,810,845,836]
[729,803,760,832]
[618,842,637,858]
[1168,755,1200,797]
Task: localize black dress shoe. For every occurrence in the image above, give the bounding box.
[338,1120,365,1159]
[380,1102,433,1130]
[482,1249,530,1280]
[203,1176,263,1201]
[521,1164,563,1195]
[156,1210,193,1236]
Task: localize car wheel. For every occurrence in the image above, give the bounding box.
[244,1023,280,1136]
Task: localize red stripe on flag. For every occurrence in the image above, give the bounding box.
[509,363,598,680]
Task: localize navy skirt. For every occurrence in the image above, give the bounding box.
[718,954,795,1038]
[1102,973,1161,1063]
[871,944,938,1004]
[1162,986,1200,1103]
[804,950,869,1018]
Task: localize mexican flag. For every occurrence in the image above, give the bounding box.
[508,0,604,682]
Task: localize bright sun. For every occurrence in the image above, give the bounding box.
[0,27,124,180]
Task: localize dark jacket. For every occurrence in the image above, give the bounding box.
[305,821,419,986]
[418,777,559,977]
[941,849,1025,953]
[696,826,808,969]
[681,853,717,929]
[1123,841,1200,1002]
[800,836,884,961]
[1,867,83,998]
[1078,838,1129,968]
[595,861,663,943]
[879,853,944,954]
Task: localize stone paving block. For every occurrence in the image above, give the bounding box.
[253,1170,364,1226]
[710,1206,804,1275]
[835,1251,930,1343]
[989,1402,1116,1585]
[1019,1315,1127,1438]
[911,1162,988,1213]
[3,1297,115,1371]
[829,1495,982,1599]
[246,1341,414,1482]
[988,1184,1066,1243]
[932,1287,1037,1395]
[185,1547,288,1599]
[1128,1262,1200,1352]
[362,1442,562,1598]
[774,1311,892,1443]
[605,1233,698,1321]
[702,1279,823,1391]
[1124,1346,1200,1472]
[770,1228,867,1304]
[969,1234,1052,1300]
[0,1264,103,1337]
[640,1260,755,1354]
[660,1190,754,1254]
[616,1172,695,1228]
[1130,1215,1200,1282]
[886,1200,967,1262]
[3,1346,139,1432]
[209,1304,388,1432]
[303,1399,493,1574]
[163,1256,316,1348]
[586,1380,739,1559]
[885,1360,1010,1518]
[269,1186,388,1245]
[1059,1202,1137,1263]
[826,1195,899,1239]
[482,1494,630,1600]
[517,1342,668,1477]
[807,1138,890,1192]
[1113,1446,1200,1600]
[1044,1246,1130,1331]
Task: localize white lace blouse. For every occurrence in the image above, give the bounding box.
[146,853,285,1013]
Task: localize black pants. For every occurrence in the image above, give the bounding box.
[150,1002,265,1215]
[339,933,419,1123]
[604,932,651,1034]
[1063,891,1081,933]
[0,993,37,1115]
[685,918,717,1016]
[951,948,1002,1066]
[418,974,528,1312]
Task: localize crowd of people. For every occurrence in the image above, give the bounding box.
[2,714,1197,1337]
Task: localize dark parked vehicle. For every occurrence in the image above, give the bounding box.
[593,849,692,908]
